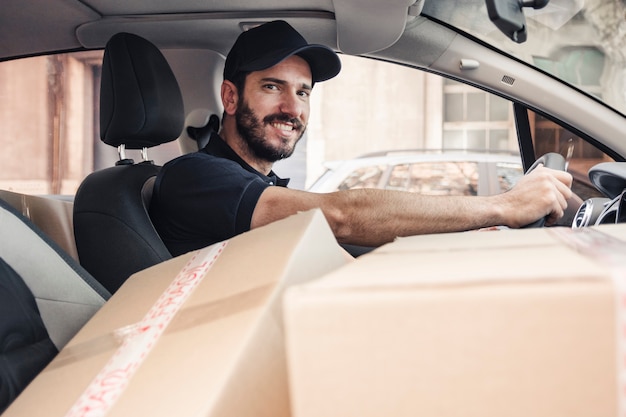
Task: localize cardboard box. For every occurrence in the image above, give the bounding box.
[5,209,351,417]
[284,225,625,417]
[0,189,78,260]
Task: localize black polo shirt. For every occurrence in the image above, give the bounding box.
[149,132,289,256]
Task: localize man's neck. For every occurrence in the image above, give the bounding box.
[219,124,273,175]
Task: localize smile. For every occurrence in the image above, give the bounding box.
[271,122,296,132]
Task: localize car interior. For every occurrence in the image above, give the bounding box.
[73,32,184,294]
[0,198,110,411]
[0,30,192,411]
[1,0,626,411]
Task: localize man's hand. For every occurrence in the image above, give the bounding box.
[495,165,573,228]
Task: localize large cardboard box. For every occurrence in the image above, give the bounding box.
[5,209,351,417]
[284,224,626,417]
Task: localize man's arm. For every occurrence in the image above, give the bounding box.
[252,166,573,247]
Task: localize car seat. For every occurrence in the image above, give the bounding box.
[73,32,183,294]
[0,197,110,413]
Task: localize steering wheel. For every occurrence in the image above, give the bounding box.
[522,152,567,228]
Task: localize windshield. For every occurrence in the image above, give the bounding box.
[422,0,626,116]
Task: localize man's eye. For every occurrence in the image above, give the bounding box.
[264,84,278,90]
[298,90,310,98]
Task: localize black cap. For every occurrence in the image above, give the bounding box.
[224,20,341,84]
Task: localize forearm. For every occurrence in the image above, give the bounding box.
[253,166,571,247]
[321,188,503,246]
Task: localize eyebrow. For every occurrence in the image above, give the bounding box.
[261,77,312,91]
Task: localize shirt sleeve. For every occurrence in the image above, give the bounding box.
[150,153,271,253]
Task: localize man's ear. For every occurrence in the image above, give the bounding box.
[221,80,238,116]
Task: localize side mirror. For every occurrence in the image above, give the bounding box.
[486,0,549,43]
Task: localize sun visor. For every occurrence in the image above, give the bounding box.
[76,1,419,57]
[333,0,419,55]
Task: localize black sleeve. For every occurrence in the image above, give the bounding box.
[150,153,271,255]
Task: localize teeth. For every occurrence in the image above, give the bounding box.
[272,122,293,131]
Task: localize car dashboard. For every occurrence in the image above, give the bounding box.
[573,162,626,228]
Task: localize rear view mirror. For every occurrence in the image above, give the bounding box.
[486,0,549,43]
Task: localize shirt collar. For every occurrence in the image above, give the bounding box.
[200,132,290,187]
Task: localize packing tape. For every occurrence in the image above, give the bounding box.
[64,241,227,417]
[550,227,626,417]
[50,282,274,370]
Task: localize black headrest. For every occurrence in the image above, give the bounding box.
[100,32,184,149]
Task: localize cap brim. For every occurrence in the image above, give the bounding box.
[239,44,341,83]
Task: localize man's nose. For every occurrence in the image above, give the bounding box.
[279,91,305,118]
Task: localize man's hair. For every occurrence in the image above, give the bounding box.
[231,71,249,96]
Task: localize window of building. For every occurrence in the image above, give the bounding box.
[442,79,515,153]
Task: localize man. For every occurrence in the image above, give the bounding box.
[150,20,573,257]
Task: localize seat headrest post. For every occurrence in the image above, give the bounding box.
[118,144,127,160]
[116,144,134,166]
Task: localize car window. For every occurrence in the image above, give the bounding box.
[305,58,522,182]
[337,164,386,190]
[2,50,526,197]
[386,162,479,196]
[298,55,526,194]
[442,79,514,151]
[0,50,608,201]
[0,52,99,195]
[528,109,613,200]
[496,162,524,193]
[0,51,179,196]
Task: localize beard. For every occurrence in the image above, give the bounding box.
[235,99,306,163]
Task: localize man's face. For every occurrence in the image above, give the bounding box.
[235,55,312,163]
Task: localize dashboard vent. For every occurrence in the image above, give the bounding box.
[575,197,612,227]
[573,201,589,228]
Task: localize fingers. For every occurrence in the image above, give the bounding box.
[529,165,572,184]
[530,166,573,226]
[549,167,573,189]
[547,167,573,214]
[549,170,571,209]
[504,166,573,228]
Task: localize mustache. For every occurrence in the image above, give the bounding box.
[263,113,304,130]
